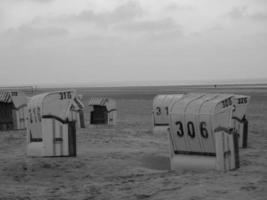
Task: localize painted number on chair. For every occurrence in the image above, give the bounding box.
[156,107,169,115]
[238,97,248,104]
[11,92,18,96]
[175,121,209,139]
[28,107,41,123]
[59,91,72,100]
[222,98,232,108]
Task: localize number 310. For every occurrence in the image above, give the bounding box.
[59,91,72,100]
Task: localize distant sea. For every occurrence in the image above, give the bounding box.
[1,78,267,97]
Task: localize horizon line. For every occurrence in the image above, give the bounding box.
[1,78,267,89]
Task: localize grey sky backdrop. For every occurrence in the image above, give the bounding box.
[0,0,266,86]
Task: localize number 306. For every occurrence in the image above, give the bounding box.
[175,121,209,139]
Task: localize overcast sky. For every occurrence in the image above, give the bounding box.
[0,0,266,86]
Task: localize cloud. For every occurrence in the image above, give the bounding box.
[116,18,179,33]
[11,0,55,2]
[0,0,182,48]
[164,2,194,12]
[64,1,143,26]
[227,6,247,19]
[38,1,183,39]
[7,25,68,38]
[31,0,55,2]
[209,24,224,31]
[250,12,267,21]
[0,25,68,46]
[227,6,267,21]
